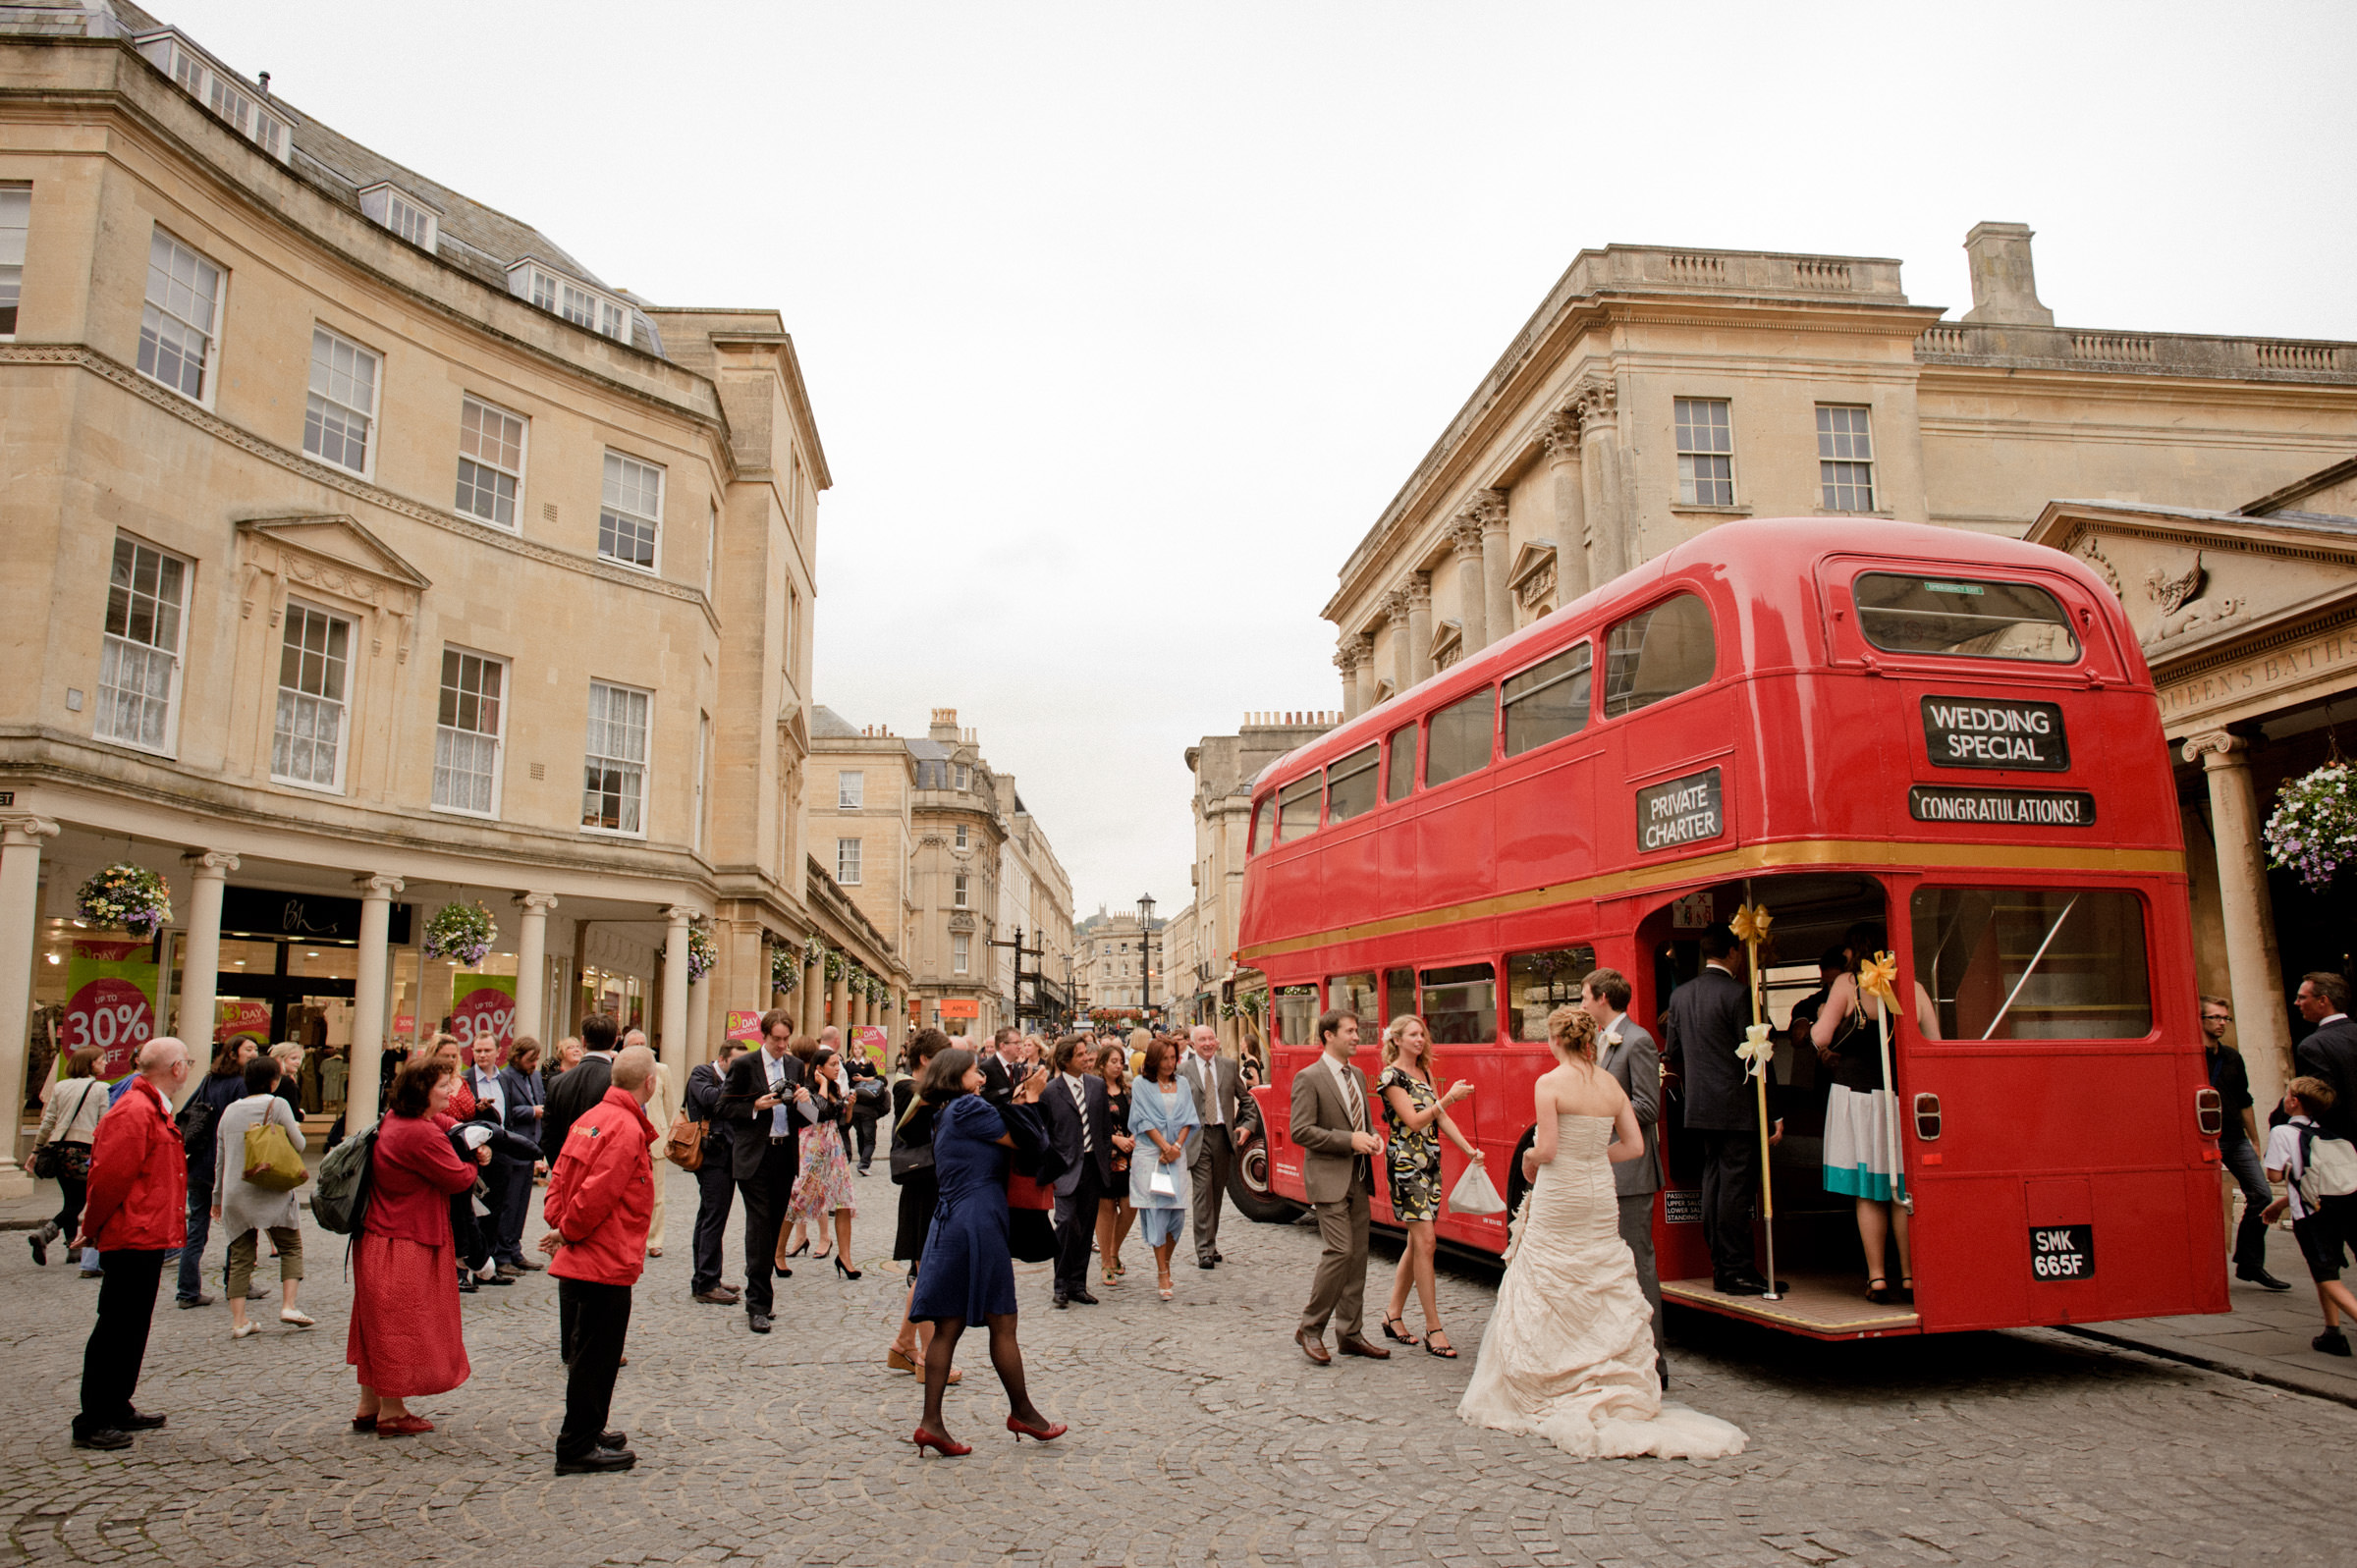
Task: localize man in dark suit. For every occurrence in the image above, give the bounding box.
[1584,966,1666,1374]
[1662,925,1781,1297]
[541,1014,619,1163]
[1041,1035,1113,1309]
[683,1040,743,1305]
[1182,1024,1244,1270]
[978,1026,1028,1107]
[498,1040,550,1273]
[716,1009,808,1332]
[2295,973,2357,1141]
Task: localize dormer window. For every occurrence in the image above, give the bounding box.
[136,31,292,163]
[357,183,439,252]
[506,261,630,342]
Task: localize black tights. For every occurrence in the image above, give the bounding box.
[920,1313,1041,1438]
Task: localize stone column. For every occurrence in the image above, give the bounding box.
[1352,633,1378,714]
[1384,590,1413,695]
[0,814,60,1196]
[660,905,692,1083]
[801,948,824,1037]
[1405,572,1434,686]
[830,970,850,1034]
[2185,733,2294,1111]
[1336,643,1361,722]
[1477,492,1514,640]
[1449,519,1489,652]
[687,970,710,1066]
[1541,408,1588,604]
[1575,377,1625,584]
[176,850,239,1103]
[512,892,557,1050]
[348,874,405,1129]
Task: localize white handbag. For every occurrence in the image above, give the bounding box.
[1148,1162,1178,1199]
[1448,1162,1506,1217]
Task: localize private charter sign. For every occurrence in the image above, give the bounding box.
[1637,767,1724,853]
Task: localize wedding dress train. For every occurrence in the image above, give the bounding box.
[1457,1114,1748,1461]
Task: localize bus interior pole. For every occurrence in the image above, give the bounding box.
[1868,950,1910,1217]
[1737,885,1779,1301]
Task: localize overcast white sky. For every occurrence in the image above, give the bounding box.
[170,0,2356,923]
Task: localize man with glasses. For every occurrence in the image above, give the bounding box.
[2205,996,2289,1292]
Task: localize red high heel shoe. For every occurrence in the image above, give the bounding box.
[910,1427,971,1456]
[1007,1414,1067,1443]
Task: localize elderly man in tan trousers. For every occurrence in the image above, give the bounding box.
[622,1029,680,1258]
[1289,1009,1393,1367]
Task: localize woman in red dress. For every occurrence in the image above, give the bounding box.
[350,1055,486,1436]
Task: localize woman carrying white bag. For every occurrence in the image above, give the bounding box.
[1375,1015,1483,1358]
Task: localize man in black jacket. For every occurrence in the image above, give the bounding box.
[2295,973,2357,1142]
[716,1009,809,1332]
[541,1014,619,1162]
[1662,925,1781,1296]
[1040,1035,1113,1308]
[683,1041,743,1305]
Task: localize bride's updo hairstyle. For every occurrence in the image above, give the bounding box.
[1546,1004,1599,1066]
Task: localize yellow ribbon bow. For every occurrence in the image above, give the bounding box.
[1736,1022,1776,1079]
[1729,902,1773,946]
[1858,950,1899,1010]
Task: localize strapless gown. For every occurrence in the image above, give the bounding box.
[1457,1113,1748,1461]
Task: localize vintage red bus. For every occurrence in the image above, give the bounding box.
[1232,518,2227,1340]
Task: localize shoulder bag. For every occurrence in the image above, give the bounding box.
[31,1079,101,1180]
[243,1099,309,1191]
[664,1110,706,1171]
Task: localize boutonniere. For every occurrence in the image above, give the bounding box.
[1600,1029,1622,1051]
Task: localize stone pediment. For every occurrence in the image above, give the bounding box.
[237,514,432,591]
[2027,500,2357,664]
[1507,540,1559,614]
[236,514,428,661]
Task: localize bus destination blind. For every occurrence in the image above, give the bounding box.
[1919,695,2070,771]
[1636,767,1723,853]
[1908,784,2097,827]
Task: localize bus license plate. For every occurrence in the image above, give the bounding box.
[2030,1224,2094,1280]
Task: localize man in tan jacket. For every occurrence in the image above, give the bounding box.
[1289,1010,1392,1366]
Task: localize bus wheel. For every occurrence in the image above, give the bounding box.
[1504,1126,1538,1217]
[1230,1137,1300,1222]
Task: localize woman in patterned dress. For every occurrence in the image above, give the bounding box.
[784,1042,861,1277]
[1376,1013,1479,1357]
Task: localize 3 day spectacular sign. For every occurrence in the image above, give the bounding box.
[63,939,159,1082]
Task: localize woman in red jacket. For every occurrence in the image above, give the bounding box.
[350,1055,488,1436]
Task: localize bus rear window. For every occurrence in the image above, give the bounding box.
[1856,573,2080,664]
[1910,887,2150,1040]
[1603,592,1716,718]
[1277,774,1322,843]
[1326,744,1379,824]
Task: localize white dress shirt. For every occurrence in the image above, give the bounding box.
[1325,1053,1365,1132]
[1062,1072,1092,1153]
[1191,1053,1225,1125]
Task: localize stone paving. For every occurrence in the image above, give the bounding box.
[5,1162,2357,1567]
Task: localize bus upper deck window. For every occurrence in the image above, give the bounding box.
[1603,592,1716,718]
[1504,641,1592,756]
[1424,687,1497,788]
[1277,773,1322,843]
[1326,743,1380,824]
[1910,887,2150,1041]
[1385,722,1416,801]
[1249,797,1273,855]
[1855,572,2080,663]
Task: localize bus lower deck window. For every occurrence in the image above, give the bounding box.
[1506,946,1598,1041]
[1274,985,1321,1046]
[1420,963,1498,1045]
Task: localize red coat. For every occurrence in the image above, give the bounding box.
[543,1085,656,1286]
[81,1076,187,1252]
[364,1111,479,1244]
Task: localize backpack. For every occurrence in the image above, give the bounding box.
[310,1118,380,1234]
[2296,1124,2357,1210]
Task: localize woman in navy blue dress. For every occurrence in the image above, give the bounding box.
[907,1047,1065,1454]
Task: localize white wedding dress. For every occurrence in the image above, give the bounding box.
[1458,1114,1748,1461]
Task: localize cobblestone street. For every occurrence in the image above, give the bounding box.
[3,1165,2354,1567]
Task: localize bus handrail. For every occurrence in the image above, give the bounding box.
[1980,893,2081,1041]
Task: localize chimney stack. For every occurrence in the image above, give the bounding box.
[1962,222,2054,327]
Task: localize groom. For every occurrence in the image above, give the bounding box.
[1663,924,1781,1297]
[1585,967,1667,1384]
[1290,1009,1390,1365]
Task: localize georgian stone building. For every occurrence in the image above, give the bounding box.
[1324,223,2357,718]
[0,5,830,1175]
[1073,907,1162,1018]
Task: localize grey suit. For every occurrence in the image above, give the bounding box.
[1290,1054,1375,1339]
[1183,1051,1241,1264]
[1599,1015,1665,1349]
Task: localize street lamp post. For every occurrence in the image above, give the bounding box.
[1137,892,1156,1025]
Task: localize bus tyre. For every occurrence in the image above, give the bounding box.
[1229,1137,1300,1223]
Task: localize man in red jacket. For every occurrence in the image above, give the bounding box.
[542,1043,658,1474]
[73,1036,192,1450]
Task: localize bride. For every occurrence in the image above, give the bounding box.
[1457,1004,1747,1461]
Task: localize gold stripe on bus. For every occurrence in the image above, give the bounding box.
[1233,838,2186,963]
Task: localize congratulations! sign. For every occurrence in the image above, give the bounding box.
[1636,767,1724,853]
[1920,696,2070,771]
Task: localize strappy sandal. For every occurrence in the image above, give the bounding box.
[1423,1328,1457,1359]
[1897,1277,1916,1305]
[1381,1315,1422,1347]
[1102,1264,1119,1287]
[1865,1276,1896,1306]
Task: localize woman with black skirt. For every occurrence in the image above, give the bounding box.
[885,1030,957,1380]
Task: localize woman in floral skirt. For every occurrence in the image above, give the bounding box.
[784,1041,860,1277]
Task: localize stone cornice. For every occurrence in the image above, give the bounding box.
[3,343,723,629]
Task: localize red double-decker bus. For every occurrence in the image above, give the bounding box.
[1233,518,2227,1340]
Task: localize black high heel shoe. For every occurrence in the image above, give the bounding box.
[1865,1276,1896,1306]
[1380,1316,1421,1347]
[835,1255,861,1280]
[786,1239,810,1259]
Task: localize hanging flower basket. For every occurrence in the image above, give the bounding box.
[770,946,799,994]
[824,948,844,982]
[423,900,496,966]
[804,934,826,967]
[2266,762,2357,892]
[686,922,716,985]
[78,863,172,939]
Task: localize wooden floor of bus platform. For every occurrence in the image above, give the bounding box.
[1664,1272,1920,1337]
